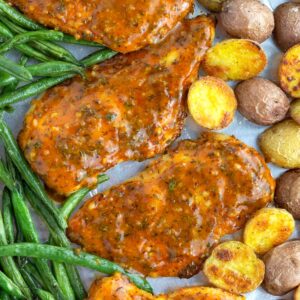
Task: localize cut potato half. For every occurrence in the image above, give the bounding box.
[279,44,300,98]
[202,39,267,81]
[259,119,300,168]
[243,207,295,255]
[203,241,265,294]
[188,76,237,130]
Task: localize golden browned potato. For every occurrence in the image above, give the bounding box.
[197,0,226,12]
[203,241,265,294]
[202,39,267,81]
[274,2,300,52]
[259,119,300,168]
[168,287,245,300]
[275,170,300,220]
[235,78,289,125]
[188,76,237,130]
[279,44,300,98]
[243,207,295,255]
[264,240,300,295]
[88,273,246,300]
[219,0,274,43]
[291,99,300,125]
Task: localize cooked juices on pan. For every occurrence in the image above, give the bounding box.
[9,0,194,53]
[18,16,215,197]
[68,133,275,278]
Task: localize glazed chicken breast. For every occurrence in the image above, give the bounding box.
[9,0,194,53]
[88,273,245,300]
[68,133,275,278]
[18,16,215,197]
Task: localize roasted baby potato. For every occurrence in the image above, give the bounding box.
[259,119,300,168]
[274,2,300,52]
[291,99,300,125]
[88,273,246,300]
[243,208,295,255]
[202,39,267,81]
[275,170,300,220]
[235,78,289,125]
[188,76,237,130]
[168,287,245,300]
[203,241,265,294]
[197,0,225,12]
[220,0,274,43]
[279,44,300,98]
[264,240,300,295]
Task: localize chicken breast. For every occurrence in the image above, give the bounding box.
[18,16,215,197]
[9,0,194,53]
[88,273,245,300]
[68,133,275,277]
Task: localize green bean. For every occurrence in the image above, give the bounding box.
[61,174,109,220]
[82,48,117,67]
[3,55,27,95]
[0,55,32,82]
[0,0,43,31]
[2,188,15,244]
[36,289,56,300]
[0,21,51,62]
[28,61,85,78]
[62,34,104,47]
[53,261,75,300]
[0,17,78,64]
[24,186,86,300]
[0,30,63,54]
[19,266,56,300]
[0,61,83,87]
[0,159,14,190]
[21,262,46,290]
[0,74,72,108]
[11,185,65,300]
[0,290,10,300]
[0,269,25,298]
[0,197,31,299]
[0,243,153,293]
[0,120,67,230]
[0,49,116,109]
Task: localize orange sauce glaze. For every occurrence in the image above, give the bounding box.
[68,133,275,278]
[9,0,194,53]
[18,16,215,197]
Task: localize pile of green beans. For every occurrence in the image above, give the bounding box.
[0,1,152,299]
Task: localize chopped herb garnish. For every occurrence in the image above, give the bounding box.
[168,179,176,192]
[105,113,117,121]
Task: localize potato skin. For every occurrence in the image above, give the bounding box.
[203,241,265,294]
[259,119,300,168]
[275,170,300,220]
[235,78,289,126]
[220,0,274,43]
[274,3,300,52]
[264,240,300,295]
[243,207,295,255]
[291,99,300,125]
